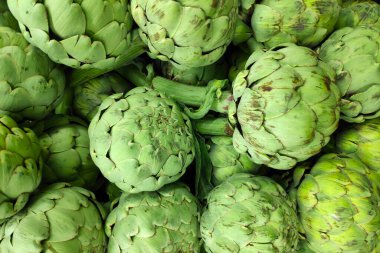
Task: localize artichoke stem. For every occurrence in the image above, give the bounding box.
[152,77,233,116]
[117,65,150,88]
[194,118,233,136]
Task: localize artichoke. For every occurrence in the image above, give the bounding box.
[318,26,380,123]
[131,0,238,69]
[7,0,137,70]
[0,27,66,121]
[231,44,340,169]
[251,0,341,48]
[208,136,261,185]
[0,115,42,223]
[201,173,299,252]
[335,0,380,29]
[0,2,19,31]
[335,118,380,172]
[153,44,340,170]
[297,153,380,253]
[73,72,134,122]
[36,115,101,190]
[0,183,107,253]
[89,87,195,193]
[106,183,201,253]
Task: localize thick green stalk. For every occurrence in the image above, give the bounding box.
[152,76,233,119]
[117,64,152,88]
[194,118,234,136]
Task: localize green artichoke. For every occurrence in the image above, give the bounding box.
[159,59,228,86]
[73,72,134,122]
[251,0,341,48]
[208,136,261,185]
[318,26,380,123]
[37,115,100,190]
[106,183,201,253]
[335,0,380,29]
[131,0,238,69]
[0,115,42,223]
[297,153,380,253]
[7,0,137,70]
[0,2,19,31]
[232,44,340,169]
[89,87,195,193]
[335,118,380,172]
[201,173,299,252]
[0,27,65,121]
[153,44,340,170]
[0,183,107,253]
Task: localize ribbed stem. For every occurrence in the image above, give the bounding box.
[117,64,151,87]
[194,118,234,136]
[152,77,233,117]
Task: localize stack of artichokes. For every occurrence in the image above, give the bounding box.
[0,0,379,252]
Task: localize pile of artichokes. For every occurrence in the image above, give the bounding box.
[0,0,379,252]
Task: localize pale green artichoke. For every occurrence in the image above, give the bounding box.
[0,2,18,30]
[106,183,201,253]
[0,115,42,224]
[251,0,341,48]
[0,27,65,121]
[297,153,380,253]
[37,115,100,190]
[73,72,134,122]
[153,44,340,170]
[89,87,195,193]
[335,0,380,29]
[0,183,107,253]
[335,118,380,172]
[319,26,380,123]
[201,173,299,252]
[208,136,261,185]
[232,43,340,169]
[131,0,238,69]
[7,0,138,70]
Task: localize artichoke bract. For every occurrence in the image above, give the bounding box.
[106,183,201,253]
[251,0,341,48]
[0,183,107,253]
[37,115,101,190]
[7,0,136,70]
[74,72,134,122]
[335,118,380,172]
[0,115,42,223]
[131,0,238,69]
[319,26,380,123]
[201,173,299,252]
[208,136,261,185]
[232,44,340,170]
[335,0,380,29]
[0,27,65,121]
[89,87,195,193]
[297,154,380,253]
